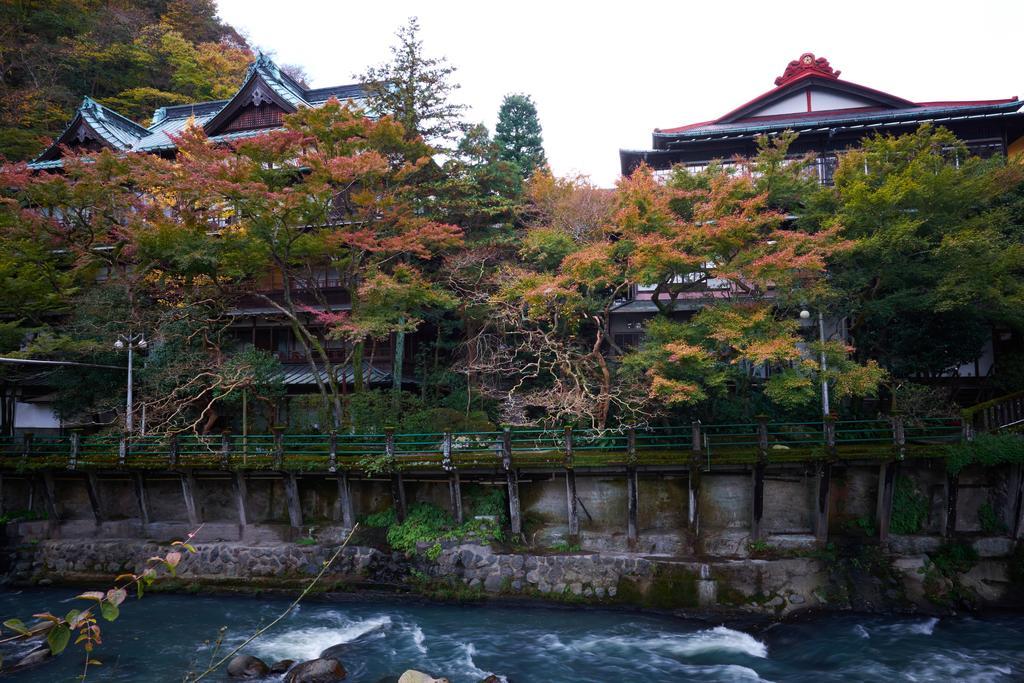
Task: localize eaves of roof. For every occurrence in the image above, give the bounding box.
[653,101,1024,143]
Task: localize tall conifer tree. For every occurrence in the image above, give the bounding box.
[359,17,468,150]
[494,93,547,177]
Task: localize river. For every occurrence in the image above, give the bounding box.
[0,589,1022,682]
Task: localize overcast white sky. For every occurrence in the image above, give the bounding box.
[216,0,1024,186]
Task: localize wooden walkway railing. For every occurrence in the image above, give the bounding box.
[962,390,1024,434]
[0,417,964,472]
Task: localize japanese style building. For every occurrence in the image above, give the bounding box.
[31,53,364,168]
[12,54,385,434]
[620,52,1024,179]
[612,53,1024,378]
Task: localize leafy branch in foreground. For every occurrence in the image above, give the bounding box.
[0,526,202,678]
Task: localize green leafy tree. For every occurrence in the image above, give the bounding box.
[813,125,1024,378]
[494,93,547,177]
[0,0,250,159]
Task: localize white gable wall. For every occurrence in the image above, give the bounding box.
[752,91,808,117]
[810,90,876,112]
[747,88,881,119]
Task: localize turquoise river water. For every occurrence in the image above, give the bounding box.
[0,589,1022,682]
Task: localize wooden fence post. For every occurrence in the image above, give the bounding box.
[168,434,179,467]
[503,427,522,537]
[328,430,338,473]
[68,432,80,471]
[564,426,579,540]
[892,414,906,461]
[220,430,232,470]
[272,428,284,470]
[118,434,127,467]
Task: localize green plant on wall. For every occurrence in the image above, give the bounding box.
[890,476,929,534]
[978,501,1007,535]
[945,433,1024,474]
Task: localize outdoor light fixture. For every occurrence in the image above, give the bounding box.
[113,333,148,433]
[799,308,829,417]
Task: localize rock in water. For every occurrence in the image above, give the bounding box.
[286,657,347,682]
[271,659,297,673]
[227,654,270,679]
[397,670,450,683]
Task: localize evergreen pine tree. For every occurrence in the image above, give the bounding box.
[494,93,547,177]
[359,17,468,149]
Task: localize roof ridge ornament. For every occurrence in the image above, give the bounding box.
[774,53,841,87]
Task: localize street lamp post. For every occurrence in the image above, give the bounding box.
[114,333,147,433]
[800,309,830,417]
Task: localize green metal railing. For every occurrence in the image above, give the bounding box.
[0,415,965,472]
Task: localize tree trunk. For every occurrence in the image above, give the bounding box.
[392,324,405,412]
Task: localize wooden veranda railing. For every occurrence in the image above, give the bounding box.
[0,416,964,472]
[962,390,1024,434]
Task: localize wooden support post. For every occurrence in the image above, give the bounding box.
[689,421,702,534]
[1008,463,1024,541]
[564,427,579,539]
[283,472,303,530]
[626,426,638,549]
[273,429,284,470]
[233,471,249,532]
[220,430,232,470]
[943,472,959,537]
[118,434,127,467]
[385,427,406,523]
[751,417,768,541]
[502,428,522,537]
[84,472,103,526]
[168,434,179,467]
[40,471,59,531]
[180,471,200,527]
[68,432,80,471]
[442,430,462,524]
[876,460,898,544]
[21,433,32,467]
[815,417,837,544]
[337,471,355,529]
[328,430,338,473]
[815,461,832,543]
[133,472,150,527]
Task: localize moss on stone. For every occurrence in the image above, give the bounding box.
[615,564,698,609]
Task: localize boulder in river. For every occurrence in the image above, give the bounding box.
[397,670,450,683]
[286,657,347,682]
[271,659,297,673]
[227,654,270,679]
